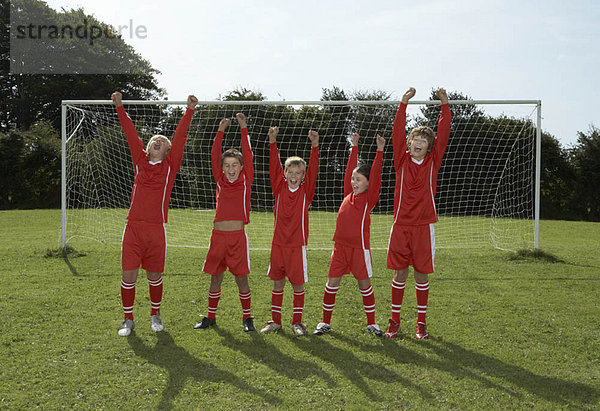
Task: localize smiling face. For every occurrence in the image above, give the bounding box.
[407,127,435,161]
[409,135,430,161]
[351,169,369,195]
[285,164,306,190]
[222,157,243,182]
[146,135,171,162]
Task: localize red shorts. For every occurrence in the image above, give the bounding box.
[121,221,167,273]
[328,243,373,280]
[387,224,435,274]
[268,244,308,285]
[203,229,250,277]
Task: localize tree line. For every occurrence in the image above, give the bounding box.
[1,0,599,221]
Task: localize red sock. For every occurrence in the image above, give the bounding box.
[416,281,430,324]
[121,280,136,320]
[360,285,376,326]
[322,283,338,324]
[239,290,252,320]
[271,289,284,324]
[148,276,163,316]
[391,279,406,323]
[292,289,305,324]
[207,290,221,319]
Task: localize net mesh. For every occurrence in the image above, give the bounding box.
[64,100,537,250]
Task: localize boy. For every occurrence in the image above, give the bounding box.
[385,87,451,340]
[314,132,386,336]
[112,91,198,337]
[194,113,256,332]
[260,126,319,336]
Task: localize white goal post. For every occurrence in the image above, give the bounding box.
[61,99,541,252]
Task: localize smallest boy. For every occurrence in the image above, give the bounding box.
[260,127,319,336]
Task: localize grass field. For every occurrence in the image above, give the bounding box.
[1,210,599,409]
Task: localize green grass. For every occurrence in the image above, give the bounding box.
[1,210,599,409]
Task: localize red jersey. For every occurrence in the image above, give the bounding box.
[270,143,319,247]
[116,105,193,224]
[332,146,383,250]
[211,128,254,224]
[392,102,451,226]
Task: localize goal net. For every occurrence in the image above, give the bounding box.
[62,99,540,251]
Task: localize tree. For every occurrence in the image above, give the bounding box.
[417,89,484,127]
[0,121,61,209]
[220,87,266,101]
[1,0,165,132]
[540,132,576,219]
[570,125,600,221]
[319,86,394,211]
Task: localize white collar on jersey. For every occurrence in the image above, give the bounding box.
[288,186,300,193]
[149,160,163,165]
[411,157,425,165]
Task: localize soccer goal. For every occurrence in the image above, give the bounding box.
[61,99,541,251]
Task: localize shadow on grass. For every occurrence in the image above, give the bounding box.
[508,249,565,263]
[127,331,281,410]
[508,248,599,268]
[214,327,335,385]
[287,334,433,403]
[45,246,84,276]
[62,253,80,276]
[337,333,518,400]
[339,333,598,407]
[421,338,599,407]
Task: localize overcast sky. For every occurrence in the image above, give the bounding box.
[45,0,599,147]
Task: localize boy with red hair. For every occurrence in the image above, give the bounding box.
[385,87,451,340]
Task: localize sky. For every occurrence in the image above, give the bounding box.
[43,0,600,147]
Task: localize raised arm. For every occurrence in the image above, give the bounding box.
[237,112,254,185]
[367,134,385,209]
[169,95,198,171]
[268,126,284,194]
[392,87,415,170]
[433,88,451,167]
[211,118,230,181]
[344,133,360,197]
[112,91,144,165]
[305,130,320,203]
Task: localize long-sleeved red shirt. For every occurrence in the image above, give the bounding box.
[392,102,451,226]
[270,143,319,247]
[211,128,254,224]
[116,105,193,224]
[332,146,383,250]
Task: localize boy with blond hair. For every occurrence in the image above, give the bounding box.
[260,127,319,336]
[112,91,198,337]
